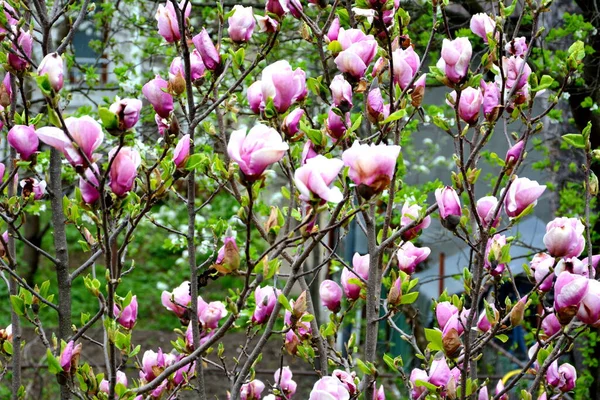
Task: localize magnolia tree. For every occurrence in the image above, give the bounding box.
[0,0,596,399]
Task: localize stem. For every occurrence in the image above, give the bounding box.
[49,147,72,400]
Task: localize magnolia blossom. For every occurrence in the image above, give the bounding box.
[400,202,431,240]
[192,28,221,71]
[256,15,279,33]
[436,302,459,331]
[173,134,191,169]
[59,341,82,373]
[252,286,280,324]
[294,155,344,203]
[470,13,496,43]
[169,51,205,88]
[108,147,141,197]
[366,88,389,123]
[480,80,500,121]
[543,217,586,258]
[428,357,452,388]
[301,141,318,165]
[334,28,378,79]
[506,37,528,57]
[281,108,304,137]
[477,303,498,332]
[397,242,430,274]
[309,376,350,400]
[577,279,600,325]
[240,379,265,400]
[457,87,483,124]
[476,196,500,228]
[38,53,64,92]
[274,367,297,398]
[320,280,343,312]
[341,253,370,300]
[20,178,46,200]
[100,370,128,394]
[227,124,288,180]
[410,368,429,399]
[326,108,350,141]
[435,186,462,220]
[502,56,532,91]
[327,17,340,42]
[109,98,143,130]
[503,177,546,218]
[228,5,255,42]
[246,81,263,114]
[8,29,33,71]
[113,296,138,330]
[198,297,228,329]
[392,47,420,89]
[554,271,589,323]
[530,252,555,292]
[256,60,306,113]
[547,361,577,392]
[142,75,174,118]
[140,348,176,382]
[161,281,192,319]
[342,141,401,198]
[437,37,472,83]
[330,75,353,110]
[8,125,39,160]
[505,140,525,166]
[541,312,561,337]
[155,0,191,43]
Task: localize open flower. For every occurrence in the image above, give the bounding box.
[397,242,430,274]
[503,177,546,218]
[437,38,472,83]
[256,60,306,113]
[294,155,344,203]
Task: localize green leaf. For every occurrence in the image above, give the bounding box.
[98,107,119,130]
[533,75,554,92]
[35,74,53,97]
[400,291,419,305]
[10,295,24,316]
[3,340,13,355]
[277,294,292,312]
[561,133,585,149]
[496,334,509,343]
[382,109,407,124]
[46,348,63,374]
[424,328,444,352]
[327,40,342,55]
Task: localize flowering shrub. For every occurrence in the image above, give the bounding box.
[0,0,597,399]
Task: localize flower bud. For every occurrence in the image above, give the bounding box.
[476,196,500,228]
[37,53,64,92]
[397,242,431,274]
[173,134,191,169]
[108,147,141,197]
[503,177,546,218]
[114,295,138,330]
[295,155,344,203]
[109,98,143,130]
[541,311,561,337]
[281,108,304,137]
[142,75,174,118]
[387,277,402,307]
[435,186,462,229]
[437,37,472,83]
[252,286,280,324]
[505,140,525,170]
[546,361,576,392]
[554,271,589,324]
[457,87,483,125]
[543,217,585,258]
[214,236,240,275]
[228,5,255,43]
[470,14,495,43]
[192,28,221,71]
[8,125,39,160]
[330,75,353,111]
[320,280,342,312]
[509,296,528,327]
[400,202,431,240]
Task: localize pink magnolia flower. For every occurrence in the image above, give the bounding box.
[373,384,385,400]
[341,253,370,300]
[392,47,420,89]
[266,0,291,17]
[100,370,128,394]
[281,108,304,137]
[161,281,192,318]
[435,186,462,220]
[274,366,297,398]
[156,115,169,136]
[140,348,175,382]
[543,217,586,258]
[247,81,263,114]
[480,80,500,121]
[546,361,576,392]
[109,98,143,130]
[541,312,561,337]
[257,60,306,113]
[326,107,350,141]
[503,177,546,218]
[342,141,401,197]
[330,75,353,109]
[294,155,344,203]
[484,234,507,276]
[228,5,255,43]
[0,1,17,36]
[327,17,340,42]
[410,368,428,399]
[142,75,174,118]
[476,196,500,228]
[495,380,507,400]
[192,28,221,71]
[530,252,555,292]
[505,37,528,57]
[505,140,525,166]
[108,147,141,197]
[252,286,280,324]
[309,376,350,400]
[80,165,100,204]
[256,15,279,33]
[456,87,483,124]
[334,28,378,79]
[227,124,288,180]
[428,357,452,387]
[332,370,357,396]
[241,379,265,400]
[470,13,496,43]
[320,280,343,312]
[155,0,191,43]
[198,299,227,329]
[400,202,431,240]
[169,50,205,84]
[20,178,46,200]
[436,301,459,331]
[397,242,431,274]
[0,163,5,185]
[437,37,472,83]
[8,29,33,71]
[113,295,138,330]
[366,88,389,123]
[554,271,589,323]
[301,141,318,166]
[477,303,498,332]
[502,56,531,91]
[37,53,64,92]
[577,279,600,325]
[8,125,39,160]
[478,386,489,400]
[173,134,191,169]
[59,341,82,373]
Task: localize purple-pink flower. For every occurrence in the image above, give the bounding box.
[342,141,401,197]
[294,155,344,203]
[109,98,143,130]
[470,13,496,43]
[503,177,546,218]
[142,75,174,119]
[108,147,141,197]
[397,241,430,274]
[252,286,280,324]
[400,202,431,240]
[192,28,221,71]
[228,5,255,43]
[173,134,191,169]
[161,281,192,319]
[37,53,64,92]
[437,37,472,83]
[113,295,138,330]
[330,74,353,110]
[256,60,306,113]
[480,80,500,121]
[543,217,586,258]
[392,47,420,89]
[334,28,377,79]
[435,186,462,220]
[320,280,343,312]
[8,125,39,160]
[554,271,589,323]
[155,0,191,43]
